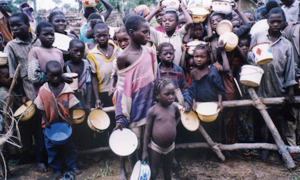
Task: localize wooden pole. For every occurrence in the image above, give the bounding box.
[4,65,20,130]
[248,88,295,169]
[198,124,226,161]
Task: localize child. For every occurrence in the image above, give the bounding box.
[189,44,225,144]
[114,15,158,180]
[146,1,193,66]
[116,27,130,50]
[34,61,81,179]
[142,78,180,180]
[48,11,77,39]
[65,39,92,110]
[0,33,4,51]
[157,42,191,110]
[191,23,204,41]
[28,21,66,97]
[248,7,297,160]
[154,10,166,33]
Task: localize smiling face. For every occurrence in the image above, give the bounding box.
[159,45,175,64]
[157,83,175,106]
[51,14,67,33]
[38,26,55,48]
[268,13,285,33]
[193,48,209,68]
[10,16,29,38]
[155,11,165,25]
[162,13,178,32]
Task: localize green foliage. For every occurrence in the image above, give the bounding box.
[8,0,29,13]
[83,161,113,180]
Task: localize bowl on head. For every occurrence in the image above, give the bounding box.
[189,6,210,23]
[44,122,72,145]
[196,102,220,122]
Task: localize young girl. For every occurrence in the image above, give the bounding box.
[142,78,180,180]
[189,44,225,145]
[115,27,130,50]
[48,11,77,39]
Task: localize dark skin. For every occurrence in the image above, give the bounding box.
[239,39,250,56]
[0,68,11,88]
[92,28,114,109]
[267,13,295,104]
[50,14,78,38]
[67,42,92,110]
[0,0,11,16]
[42,67,74,128]
[114,21,150,180]
[192,48,223,111]
[159,45,191,111]
[142,83,180,180]
[191,23,204,40]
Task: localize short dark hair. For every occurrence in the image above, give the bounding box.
[48,11,65,23]
[36,21,54,35]
[84,7,96,19]
[266,0,279,13]
[11,12,29,26]
[157,42,174,55]
[165,11,178,22]
[93,23,109,34]
[46,60,62,73]
[122,14,133,24]
[87,12,103,22]
[90,19,104,30]
[267,7,286,20]
[69,39,85,49]
[154,78,173,96]
[210,12,226,20]
[125,15,147,34]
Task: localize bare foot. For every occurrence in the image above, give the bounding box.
[119,168,126,180]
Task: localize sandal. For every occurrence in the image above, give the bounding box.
[242,149,251,156]
[37,163,47,172]
[54,170,63,180]
[72,167,82,175]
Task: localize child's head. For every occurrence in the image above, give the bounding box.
[258,9,267,20]
[244,11,255,24]
[87,13,103,23]
[232,11,240,21]
[86,19,104,39]
[187,57,195,72]
[122,14,133,25]
[177,12,186,29]
[0,33,3,49]
[84,7,96,19]
[36,21,55,48]
[46,60,62,86]
[48,11,67,33]
[0,66,11,88]
[157,42,175,64]
[162,11,179,32]
[192,23,204,40]
[69,39,85,63]
[210,13,226,32]
[155,10,165,26]
[193,44,210,67]
[125,15,149,46]
[116,27,130,50]
[93,23,110,46]
[239,36,250,55]
[267,7,286,33]
[232,20,241,32]
[154,77,175,106]
[10,12,30,38]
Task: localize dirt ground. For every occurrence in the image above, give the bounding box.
[2,148,300,180]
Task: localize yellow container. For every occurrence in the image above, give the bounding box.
[72,109,85,124]
[189,6,210,23]
[181,110,199,131]
[14,101,36,121]
[196,102,220,122]
[218,32,238,52]
[87,109,110,133]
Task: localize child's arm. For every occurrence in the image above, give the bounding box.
[204,10,213,42]
[68,107,75,127]
[216,40,230,72]
[109,75,117,96]
[175,104,181,125]
[40,110,50,128]
[85,84,92,111]
[217,94,223,111]
[179,2,193,32]
[180,44,187,68]
[142,107,155,162]
[232,2,250,25]
[100,0,113,21]
[92,74,102,109]
[284,86,295,104]
[192,99,197,111]
[145,1,163,22]
[236,45,247,62]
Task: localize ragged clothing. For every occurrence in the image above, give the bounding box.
[115,46,158,127]
[34,83,79,128]
[149,140,175,155]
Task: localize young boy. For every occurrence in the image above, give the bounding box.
[114,15,158,180]
[34,61,81,179]
[248,7,297,160]
[66,39,92,110]
[146,1,193,66]
[142,78,180,180]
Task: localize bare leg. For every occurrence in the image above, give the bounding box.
[149,148,161,180]
[119,156,126,180]
[128,150,138,170]
[162,150,174,180]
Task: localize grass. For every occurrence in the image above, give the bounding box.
[84,160,113,180]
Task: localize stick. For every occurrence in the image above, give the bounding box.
[248,88,295,169]
[4,65,20,130]
[198,124,226,161]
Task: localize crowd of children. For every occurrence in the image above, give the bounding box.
[1,0,300,179]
